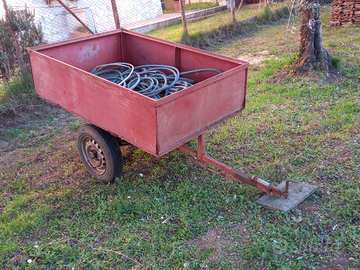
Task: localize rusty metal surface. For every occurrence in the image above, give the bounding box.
[27,29,248,157]
[111,0,121,29]
[178,135,291,198]
[80,135,106,175]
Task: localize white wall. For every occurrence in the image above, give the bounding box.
[118,0,163,26]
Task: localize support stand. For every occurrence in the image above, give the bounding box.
[177,134,317,211]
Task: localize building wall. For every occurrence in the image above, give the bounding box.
[117,0,163,26]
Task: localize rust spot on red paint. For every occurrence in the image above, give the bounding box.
[77,45,100,63]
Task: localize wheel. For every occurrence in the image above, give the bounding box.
[77,124,123,183]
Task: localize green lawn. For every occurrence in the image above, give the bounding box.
[163,2,219,14]
[185,2,219,11]
[150,5,281,43]
[0,6,359,270]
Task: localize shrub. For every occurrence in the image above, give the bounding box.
[0,6,42,80]
[257,4,272,23]
[331,57,341,69]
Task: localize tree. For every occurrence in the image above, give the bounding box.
[0,4,42,80]
[296,0,334,73]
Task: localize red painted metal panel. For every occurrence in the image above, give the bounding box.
[170,47,240,83]
[30,33,121,72]
[28,50,157,154]
[156,70,247,155]
[121,32,243,79]
[27,29,248,157]
[121,33,176,67]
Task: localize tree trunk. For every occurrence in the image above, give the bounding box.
[296,0,333,73]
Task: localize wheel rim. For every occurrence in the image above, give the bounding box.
[81,136,106,175]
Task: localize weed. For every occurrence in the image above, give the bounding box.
[0,67,34,103]
[331,57,341,69]
[257,4,272,23]
[70,119,84,131]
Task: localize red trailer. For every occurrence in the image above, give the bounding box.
[27,29,316,212]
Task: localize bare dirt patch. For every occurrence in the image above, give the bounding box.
[0,100,81,158]
[0,103,75,131]
[237,50,277,66]
[1,98,54,129]
[297,199,322,216]
[189,224,249,266]
[319,256,357,270]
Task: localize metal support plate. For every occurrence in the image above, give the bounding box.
[256,181,317,212]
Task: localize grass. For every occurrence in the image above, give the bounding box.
[1,5,360,270]
[163,2,219,14]
[0,66,41,121]
[184,2,219,11]
[150,4,284,43]
[0,67,34,103]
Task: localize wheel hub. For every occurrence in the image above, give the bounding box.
[82,137,106,175]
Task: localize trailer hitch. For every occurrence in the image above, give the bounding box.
[177,134,317,211]
[177,134,288,198]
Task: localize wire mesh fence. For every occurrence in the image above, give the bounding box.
[133,0,272,42]
[1,0,282,80]
[0,0,277,42]
[1,0,119,44]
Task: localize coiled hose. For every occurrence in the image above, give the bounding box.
[91,63,222,99]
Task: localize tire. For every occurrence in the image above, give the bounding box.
[77,124,123,183]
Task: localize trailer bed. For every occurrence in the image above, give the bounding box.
[27,29,248,156]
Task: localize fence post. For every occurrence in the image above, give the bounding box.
[236,0,244,17]
[2,0,25,68]
[57,0,94,34]
[230,0,236,24]
[180,0,188,37]
[111,0,121,29]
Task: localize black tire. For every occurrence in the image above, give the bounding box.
[77,124,123,183]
